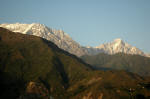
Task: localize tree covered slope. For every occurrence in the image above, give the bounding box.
[81,53,150,76]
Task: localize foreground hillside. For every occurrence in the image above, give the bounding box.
[0,27,150,99]
[81,53,150,76]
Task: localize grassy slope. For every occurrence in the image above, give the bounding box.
[0,27,150,99]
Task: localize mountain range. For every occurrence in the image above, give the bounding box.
[0,23,87,56]
[1,27,150,99]
[0,23,149,57]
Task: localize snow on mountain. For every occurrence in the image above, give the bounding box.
[0,23,88,56]
[95,38,146,56]
[0,23,149,57]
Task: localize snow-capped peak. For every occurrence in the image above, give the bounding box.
[112,38,126,50]
[95,38,145,56]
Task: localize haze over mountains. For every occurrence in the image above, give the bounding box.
[0,23,149,57]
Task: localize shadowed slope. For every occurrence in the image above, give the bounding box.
[0,27,91,99]
[0,27,150,99]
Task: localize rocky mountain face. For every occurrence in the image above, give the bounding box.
[0,23,149,57]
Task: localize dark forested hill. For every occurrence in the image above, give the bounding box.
[81,53,150,76]
[0,27,150,99]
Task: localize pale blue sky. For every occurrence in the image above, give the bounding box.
[0,0,150,53]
